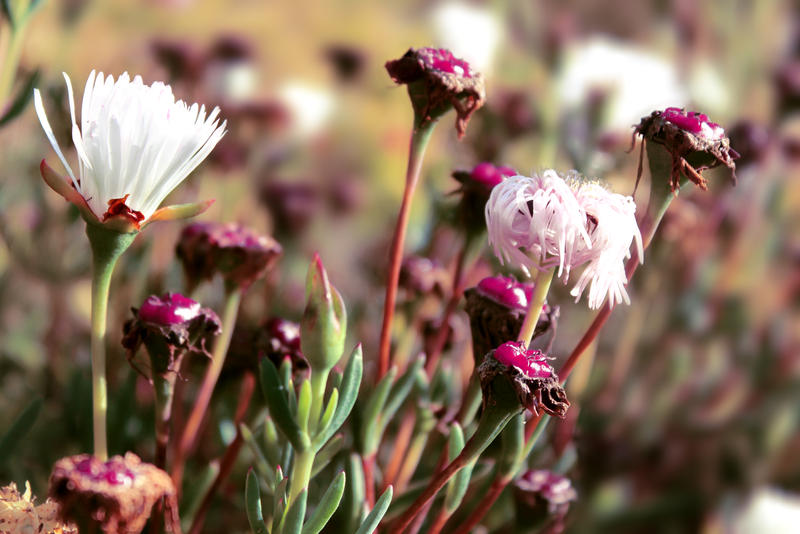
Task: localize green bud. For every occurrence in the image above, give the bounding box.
[301,253,347,372]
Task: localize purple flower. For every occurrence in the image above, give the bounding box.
[137,292,202,326]
[49,453,179,534]
[175,222,282,291]
[476,275,533,311]
[385,47,486,137]
[478,341,569,418]
[513,470,577,532]
[634,107,738,192]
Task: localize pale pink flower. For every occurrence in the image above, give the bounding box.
[569,182,643,308]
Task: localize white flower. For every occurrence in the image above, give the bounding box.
[278,82,334,139]
[432,2,501,75]
[558,36,687,133]
[732,487,800,534]
[34,71,226,225]
[486,171,590,279]
[569,181,643,308]
[485,170,643,309]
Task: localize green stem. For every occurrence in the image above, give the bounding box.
[86,224,137,461]
[153,374,175,470]
[288,448,314,507]
[377,120,437,379]
[518,267,554,347]
[174,286,241,483]
[307,368,329,436]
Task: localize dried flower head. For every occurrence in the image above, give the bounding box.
[513,470,577,533]
[48,453,179,534]
[634,107,738,193]
[385,47,485,137]
[175,222,282,291]
[478,341,570,417]
[486,171,642,309]
[34,71,225,232]
[465,276,557,363]
[224,318,308,381]
[0,481,76,534]
[122,292,221,377]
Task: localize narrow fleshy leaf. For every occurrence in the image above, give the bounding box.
[261,416,282,468]
[313,388,339,446]
[0,398,41,466]
[245,469,269,534]
[281,489,307,534]
[259,358,310,452]
[354,486,393,534]
[499,412,525,477]
[378,356,424,434]
[340,454,366,532]
[144,199,214,227]
[272,473,289,534]
[360,367,397,455]
[241,424,274,486]
[296,379,312,432]
[313,344,362,449]
[311,434,344,478]
[301,471,346,534]
[444,423,471,513]
[0,70,39,126]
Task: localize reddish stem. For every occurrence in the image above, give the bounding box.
[363,453,377,508]
[426,506,451,534]
[381,407,416,490]
[451,476,508,534]
[187,372,256,534]
[377,124,435,379]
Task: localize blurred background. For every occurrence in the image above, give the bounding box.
[1,0,799,532]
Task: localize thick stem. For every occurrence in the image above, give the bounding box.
[518,268,554,347]
[387,402,519,533]
[153,372,177,470]
[173,287,242,486]
[307,368,329,435]
[377,122,436,379]
[451,475,507,534]
[289,448,315,506]
[87,224,137,461]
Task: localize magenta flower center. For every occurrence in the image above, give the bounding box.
[75,458,135,487]
[139,293,201,326]
[418,47,473,78]
[470,162,517,189]
[662,107,724,140]
[266,318,301,351]
[477,276,534,311]
[494,341,553,379]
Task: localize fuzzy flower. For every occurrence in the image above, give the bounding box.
[486,170,642,309]
[569,181,643,308]
[34,71,226,232]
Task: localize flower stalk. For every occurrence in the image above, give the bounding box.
[517,267,554,347]
[87,224,137,461]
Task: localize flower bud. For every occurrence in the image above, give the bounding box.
[175,222,282,292]
[385,47,486,138]
[513,470,577,533]
[478,341,569,418]
[122,292,221,377]
[301,254,347,372]
[48,453,179,534]
[634,107,738,192]
[464,276,557,364]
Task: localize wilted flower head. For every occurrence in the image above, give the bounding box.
[513,470,577,533]
[175,222,282,291]
[478,341,569,417]
[385,47,485,137]
[634,107,737,192]
[48,453,179,534]
[486,170,642,309]
[0,481,76,534]
[465,276,557,363]
[122,292,221,377]
[34,71,225,232]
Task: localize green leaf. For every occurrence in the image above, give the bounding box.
[444,423,472,514]
[296,380,312,432]
[314,388,338,442]
[240,424,274,487]
[246,469,269,534]
[272,473,289,534]
[360,366,397,455]
[0,70,39,127]
[281,488,307,534]
[313,344,362,449]
[180,461,219,531]
[0,398,41,465]
[301,471,346,534]
[375,356,424,443]
[1,0,14,27]
[354,486,393,534]
[499,412,525,477]
[259,359,310,452]
[280,357,297,416]
[340,453,365,532]
[311,434,343,478]
[261,415,282,468]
